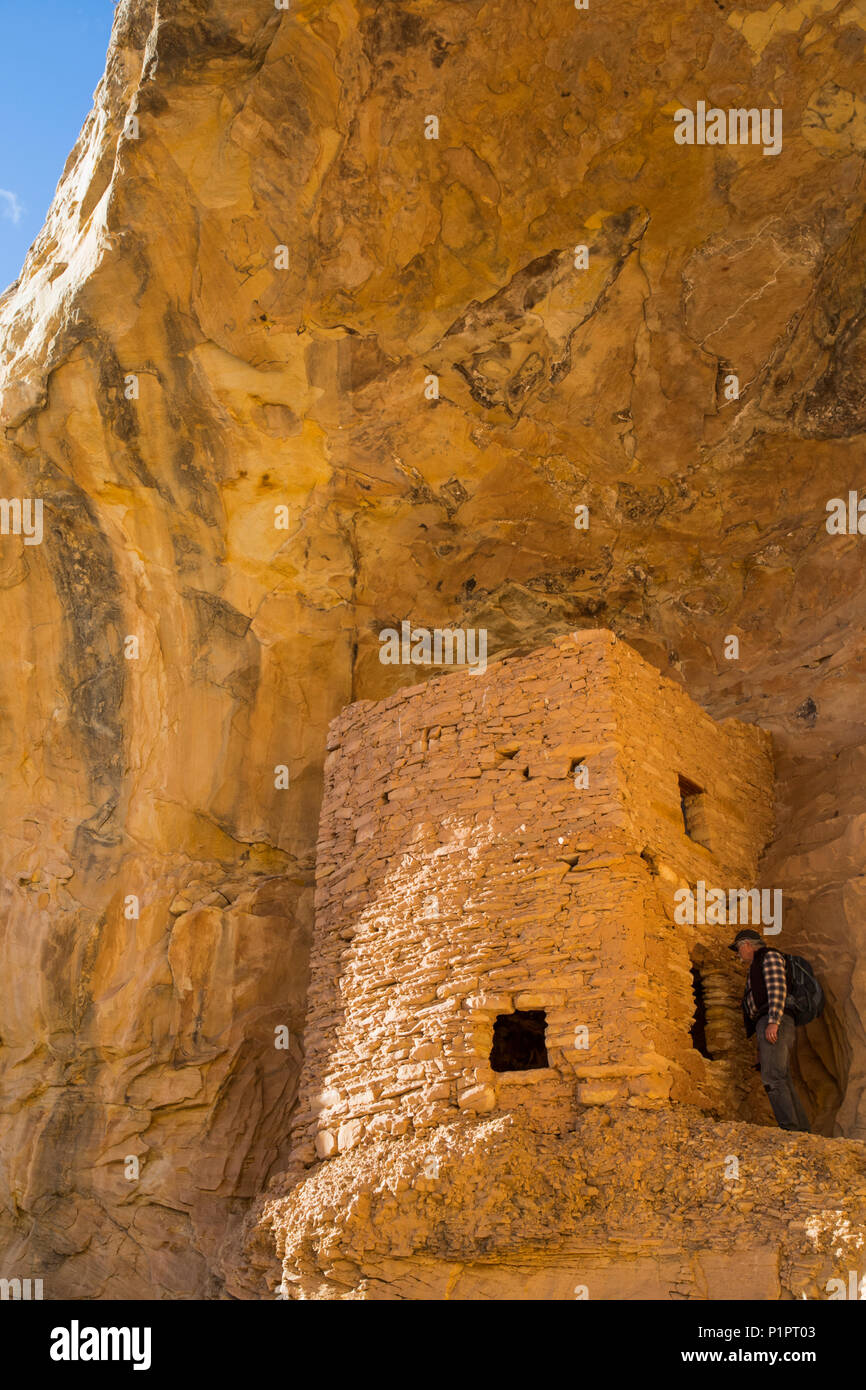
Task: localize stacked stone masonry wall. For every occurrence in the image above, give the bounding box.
[603,635,775,1110]
[291,631,775,1166]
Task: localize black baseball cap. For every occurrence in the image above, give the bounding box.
[728,929,763,953]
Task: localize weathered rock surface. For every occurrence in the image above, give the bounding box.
[252,1109,866,1300]
[1,0,866,1298]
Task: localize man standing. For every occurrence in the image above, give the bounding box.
[730,928,810,1133]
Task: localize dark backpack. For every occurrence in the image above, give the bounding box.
[784,953,825,1025]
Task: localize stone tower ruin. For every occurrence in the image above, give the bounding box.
[291,630,774,1159]
[270,630,779,1296]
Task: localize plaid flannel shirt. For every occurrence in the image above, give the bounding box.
[744,948,787,1026]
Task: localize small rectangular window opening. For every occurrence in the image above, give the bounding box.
[490,1009,548,1072]
[678,775,710,847]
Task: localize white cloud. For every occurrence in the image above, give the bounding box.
[0,189,23,225]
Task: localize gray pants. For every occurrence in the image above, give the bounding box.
[757,1014,810,1132]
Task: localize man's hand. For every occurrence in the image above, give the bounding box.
[765,1022,779,1044]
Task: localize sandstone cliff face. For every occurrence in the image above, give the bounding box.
[1,0,865,1298]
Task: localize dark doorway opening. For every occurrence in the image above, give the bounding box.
[490,1009,548,1072]
[691,967,712,1059]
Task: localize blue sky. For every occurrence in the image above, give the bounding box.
[0,2,116,291]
